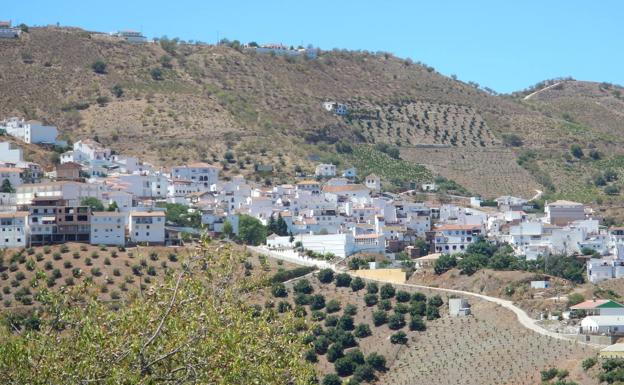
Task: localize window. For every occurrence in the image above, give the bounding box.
[146,232,150,236]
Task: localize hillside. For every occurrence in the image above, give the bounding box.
[2,27,624,201]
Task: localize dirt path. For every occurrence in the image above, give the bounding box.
[365,278,605,348]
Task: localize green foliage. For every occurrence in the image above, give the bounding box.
[293,279,313,294]
[502,134,523,147]
[150,68,164,81]
[395,290,410,303]
[238,215,267,245]
[350,277,365,292]
[409,315,426,331]
[309,294,326,310]
[567,293,585,307]
[390,331,408,344]
[162,203,201,228]
[379,283,395,299]
[366,352,387,372]
[91,60,107,74]
[582,357,597,371]
[271,283,288,298]
[334,273,352,287]
[363,294,378,307]
[322,374,342,385]
[570,144,584,159]
[111,84,124,98]
[326,299,341,313]
[81,197,104,212]
[270,266,315,283]
[366,282,378,294]
[0,179,15,193]
[318,269,334,283]
[387,313,406,330]
[0,242,315,384]
[434,254,457,275]
[326,343,344,363]
[372,310,387,326]
[353,323,372,338]
[334,356,356,376]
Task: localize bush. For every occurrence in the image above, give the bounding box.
[72,268,82,278]
[322,374,342,385]
[314,336,330,355]
[271,283,288,298]
[310,294,326,310]
[350,277,365,291]
[570,144,584,159]
[65,277,75,286]
[335,273,352,287]
[411,292,427,302]
[344,303,358,316]
[53,252,62,260]
[390,331,408,344]
[366,352,387,372]
[293,279,313,294]
[326,343,344,363]
[409,315,426,331]
[63,261,72,269]
[582,357,597,371]
[377,299,392,311]
[15,271,25,281]
[73,252,80,259]
[271,266,315,283]
[60,245,69,253]
[352,363,376,383]
[325,315,339,327]
[344,349,365,365]
[567,293,585,307]
[364,294,378,307]
[379,283,395,299]
[277,301,291,313]
[92,60,107,74]
[388,313,406,330]
[372,310,388,326]
[394,303,409,314]
[304,349,318,363]
[91,267,102,277]
[434,254,457,274]
[111,84,124,98]
[318,268,334,284]
[426,304,440,320]
[334,357,356,377]
[311,310,326,321]
[396,290,411,302]
[428,295,444,308]
[337,315,354,331]
[366,282,378,294]
[294,293,311,306]
[150,68,164,80]
[541,368,558,381]
[326,299,341,313]
[354,323,372,338]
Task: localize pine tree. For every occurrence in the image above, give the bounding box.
[1,179,14,193]
[267,214,277,235]
[277,213,288,236]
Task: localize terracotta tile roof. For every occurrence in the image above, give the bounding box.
[130,211,166,217]
[0,167,22,173]
[435,224,482,231]
[0,211,28,218]
[297,180,320,185]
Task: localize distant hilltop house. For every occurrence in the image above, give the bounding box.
[315,163,336,178]
[113,30,148,43]
[0,21,21,39]
[0,117,64,145]
[250,43,318,59]
[322,101,348,116]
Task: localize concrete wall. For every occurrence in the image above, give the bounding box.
[352,268,406,284]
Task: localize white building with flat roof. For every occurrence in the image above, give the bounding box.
[0,211,28,248]
[90,211,126,246]
[1,117,59,144]
[129,211,165,244]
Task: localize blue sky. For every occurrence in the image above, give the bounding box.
[5,1,623,93]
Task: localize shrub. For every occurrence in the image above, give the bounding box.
[434,254,457,274]
[60,245,69,253]
[366,282,378,294]
[92,60,107,74]
[334,357,356,377]
[314,336,330,355]
[112,84,124,98]
[541,368,558,381]
[378,299,392,311]
[334,273,352,287]
[326,343,344,363]
[85,258,93,266]
[388,313,406,330]
[277,301,291,313]
[72,268,82,278]
[104,257,111,265]
[168,253,178,262]
[111,291,121,300]
[337,332,357,348]
[345,349,365,365]
[570,144,583,159]
[352,363,376,383]
[271,283,288,298]
[63,261,72,269]
[53,252,62,260]
[43,246,51,254]
[337,315,354,331]
[325,315,339,327]
[294,293,311,306]
[43,261,53,270]
[147,266,157,276]
[326,299,341,313]
[390,331,408,344]
[366,352,387,372]
[65,277,75,286]
[322,374,342,385]
[309,294,326,310]
[350,277,365,291]
[428,295,444,308]
[364,294,378,307]
[396,290,411,302]
[149,252,159,261]
[567,293,585,307]
[36,253,45,262]
[311,310,326,321]
[15,271,25,281]
[270,266,315,283]
[372,310,387,326]
[582,357,597,371]
[304,349,317,363]
[150,68,164,80]
[354,323,372,338]
[426,304,440,320]
[91,251,99,259]
[91,267,102,277]
[25,259,35,271]
[409,315,426,331]
[73,252,80,259]
[411,292,427,302]
[344,303,357,316]
[318,268,334,284]
[379,283,396,299]
[293,279,313,294]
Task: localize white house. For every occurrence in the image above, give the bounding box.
[73,139,111,161]
[546,200,585,226]
[116,174,170,199]
[322,184,370,202]
[364,174,381,193]
[0,211,28,248]
[0,167,23,188]
[322,102,348,116]
[129,211,165,244]
[90,211,126,246]
[16,181,103,206]
[172,162,219,190]
[114,30,147,43]
[1,117,60,144]
[432,224,483,254]
[0,142,23,164]
[580,316,624,335]
[315,164,336,178]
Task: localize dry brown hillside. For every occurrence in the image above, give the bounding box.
[2,27,624,201]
